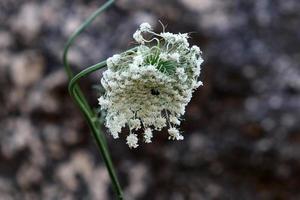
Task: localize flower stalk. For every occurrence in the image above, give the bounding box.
[62,0,123,199]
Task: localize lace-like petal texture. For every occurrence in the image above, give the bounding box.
[98,22,204,148]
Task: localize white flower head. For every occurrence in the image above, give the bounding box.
[98,96,110,109]
[169,52,180,62]
[129,118,141,130]
[126,133,139,148]
[133,54,144,66]
[107,54,121,69]
[170,115,181,125]
[160,32,189,48]
[191,45,201,54]
[99,22,204,148]
[168,127,184,140]
[133,30,144,44]
[159,52,168,60]
[139,22,152,32]
[144,128,153,143]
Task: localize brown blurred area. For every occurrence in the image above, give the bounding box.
[1,0,300,199]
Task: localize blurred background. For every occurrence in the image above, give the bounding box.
[1,0,300,199]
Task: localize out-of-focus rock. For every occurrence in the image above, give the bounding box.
[24,69,67,114]
[10,3,41,44]
[0,118,35,158]
[124,164,148,199]
[56,150,93,191]
[17,163,42,188]
[10,51,44,88]
[0,31,14,49]
[89,167,109,200]
[0,178,14,200]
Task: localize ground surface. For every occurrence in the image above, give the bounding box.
[0,0,300,199]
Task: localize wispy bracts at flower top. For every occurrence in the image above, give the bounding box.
[98,22,204,148]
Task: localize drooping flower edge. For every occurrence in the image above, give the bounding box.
[99,22,204,148]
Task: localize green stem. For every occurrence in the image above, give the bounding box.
[68,61,123,199]
[63,0,115,110]
[69,60,109,147]
[63,0,114,79]
[62,0,124,199]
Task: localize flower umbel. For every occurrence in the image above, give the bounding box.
[99,22,204,148]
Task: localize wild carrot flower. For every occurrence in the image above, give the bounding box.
[98,22,204,148]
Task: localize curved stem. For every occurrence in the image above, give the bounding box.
[63,0,115,110]
[69,60,109,147]
[62,0,124,199]
[69,62,123,199]
[63,0,115,79]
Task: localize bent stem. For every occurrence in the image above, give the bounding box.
[62,0,123,199]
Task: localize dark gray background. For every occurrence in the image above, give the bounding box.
[0,0,300,199]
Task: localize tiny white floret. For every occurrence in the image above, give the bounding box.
[139,22,152,32]
[133,30,144,44]
[144,128,153,143]
[126,133,139,148]
[168,127,184,140]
